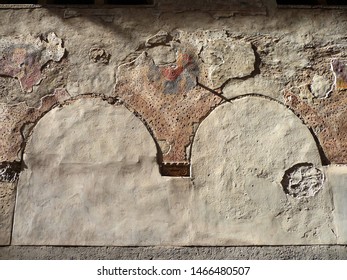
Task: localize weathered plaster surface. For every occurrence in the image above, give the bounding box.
[13,97,340,246]
[1,0,347,249]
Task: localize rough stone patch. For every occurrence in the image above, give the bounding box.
[200,40,255,89]
[0,33,65,92]
[0,88,70,162]
[311,74,332,98]
[89,48,111,65]
[281,163,324,198]
[145,30,171,47]
[0,182,16,245]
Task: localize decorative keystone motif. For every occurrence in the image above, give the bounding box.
[0,32,65,92]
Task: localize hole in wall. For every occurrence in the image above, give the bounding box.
[281,163,324,198]
[160,163,190,177]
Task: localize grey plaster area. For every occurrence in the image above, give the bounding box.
[12,96,341,246]
[1,245,347,260]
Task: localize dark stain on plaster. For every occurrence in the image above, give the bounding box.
[0,162,21,183]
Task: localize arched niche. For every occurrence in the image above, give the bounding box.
[189,96,336,245]
[12,97,191,246]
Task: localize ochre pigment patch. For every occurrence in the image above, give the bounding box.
[284,89,347,164]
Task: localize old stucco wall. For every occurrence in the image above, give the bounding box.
[1,0,347,258]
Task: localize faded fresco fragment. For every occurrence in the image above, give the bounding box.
[0,32,65,92]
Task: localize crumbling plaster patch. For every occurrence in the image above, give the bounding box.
[1,2,347,248]
[281,163,325,198]
[0,32,65,93]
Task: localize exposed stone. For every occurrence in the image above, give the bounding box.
[190,97,335,244]
[115,51,222,166]
[200,39,255,89]
[0,32,65,92]
[311,74,332,98]
[269,40,310,78]
[89,48,111,64]
[12,98,192,245]
[0,182,16,245]
[0,88,70,162]
[222,75,284,101]
[145,30,170,47]
[147,46,176,65]
[281,163,325,198]
[331,59,347,90]
[284,88,347,164]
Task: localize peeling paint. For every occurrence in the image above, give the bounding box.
[0,33,65,92]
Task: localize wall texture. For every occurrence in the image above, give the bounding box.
[1,0,347,259]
